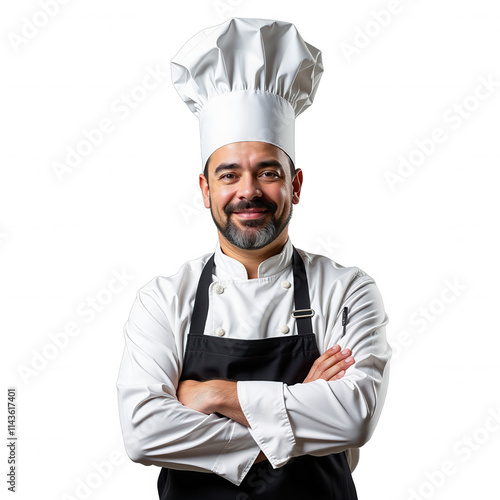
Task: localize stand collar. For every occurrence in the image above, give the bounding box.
[213,237,294,280]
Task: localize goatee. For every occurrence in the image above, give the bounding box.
[210,198,292,250]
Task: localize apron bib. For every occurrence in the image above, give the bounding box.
[158,247,358,500]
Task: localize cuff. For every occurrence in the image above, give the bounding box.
[237,380,295,468]
[212,421,261,486]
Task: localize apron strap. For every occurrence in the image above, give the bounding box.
[189,254,215,335]
[292,247,313,335]
[189,247,313,335]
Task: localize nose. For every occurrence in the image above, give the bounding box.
[237,173,262,200]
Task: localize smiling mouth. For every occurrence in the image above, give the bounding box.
[232,209,268,219]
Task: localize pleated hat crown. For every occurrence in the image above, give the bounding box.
[170,17,324,170]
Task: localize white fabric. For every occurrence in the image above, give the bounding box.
[116,238,392,485]
[170,18,324,168]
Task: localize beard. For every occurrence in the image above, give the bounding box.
[210,197,293,250]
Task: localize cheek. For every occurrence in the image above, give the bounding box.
[210,188,234,211]
[272,186,291,211]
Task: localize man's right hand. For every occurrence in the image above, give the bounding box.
[303,344,354,383]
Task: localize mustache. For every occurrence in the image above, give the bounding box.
[224,199,278,216]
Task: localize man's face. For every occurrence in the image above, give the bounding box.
[200,141,302,250]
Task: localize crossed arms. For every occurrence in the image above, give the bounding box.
[116,273,391,486]
[177,345,355,463]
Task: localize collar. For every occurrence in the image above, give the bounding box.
[213,237,294,280]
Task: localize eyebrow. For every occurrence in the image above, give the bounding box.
[213,160,284,176]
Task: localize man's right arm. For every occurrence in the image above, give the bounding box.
[116,285,261,487]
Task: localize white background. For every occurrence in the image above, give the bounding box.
[1,0,499,499]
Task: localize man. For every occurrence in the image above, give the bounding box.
[116,18,391,500]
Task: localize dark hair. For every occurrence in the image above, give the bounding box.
[203,153,296,184]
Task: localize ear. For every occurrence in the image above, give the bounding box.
[199,174,210,209]
[291,168,303,204]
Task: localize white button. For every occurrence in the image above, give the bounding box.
[280,325,290,334]
[215,328,226,337]
[215,285,224,294]
[281,280,291,289]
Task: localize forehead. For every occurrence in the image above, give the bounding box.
[207,141,288,173]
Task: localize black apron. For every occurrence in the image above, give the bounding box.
[158,247,358,500]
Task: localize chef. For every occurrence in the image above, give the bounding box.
[116,17,392,500]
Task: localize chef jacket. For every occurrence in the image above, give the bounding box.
[116,237,392,486]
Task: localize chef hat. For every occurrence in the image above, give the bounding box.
[170,17,324,171]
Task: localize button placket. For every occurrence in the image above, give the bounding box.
[212,283,225,336]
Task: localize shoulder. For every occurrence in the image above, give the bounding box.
[297,246,373,287]
[131,251,213,311]
[296,247,387,322]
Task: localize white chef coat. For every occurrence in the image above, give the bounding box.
[116,237,392,486]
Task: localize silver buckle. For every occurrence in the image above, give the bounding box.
[292,309,315,319]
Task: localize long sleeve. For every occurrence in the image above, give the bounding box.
[116,283,261,486]
[237,271,392,468]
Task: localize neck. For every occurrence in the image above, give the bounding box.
[218,230,289,279]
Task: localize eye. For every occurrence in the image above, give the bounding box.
[220,173,237,180]
[260,171,279,179]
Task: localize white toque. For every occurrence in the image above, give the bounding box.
[170,17,324,170]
